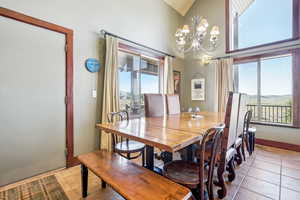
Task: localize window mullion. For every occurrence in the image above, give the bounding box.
[139,56,142,117]
[292,49,300,127]
[257,59,262,121]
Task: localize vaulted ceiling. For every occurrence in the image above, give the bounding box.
[163,0,195,16]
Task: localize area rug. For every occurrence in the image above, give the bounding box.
[0,175,69,200]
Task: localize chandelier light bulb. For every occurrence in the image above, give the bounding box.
[197,24,206,33]
[182,25,190,33]
[200,18,209,28]
[175,29,183,37]
[192,39,199,48]
[178,39,186,45]
[210,26,220,35]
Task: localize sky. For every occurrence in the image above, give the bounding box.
[119,70,159,94]
[237,0,293,96]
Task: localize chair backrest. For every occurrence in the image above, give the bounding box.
[226,92,241,150]
[166,94,181,115]
[107,111,129,123]
[236,94,247,138]
[243,110,252,134]
[144,94,164,117]
[198,127,224,200]
[107,111,129,150]
[214,92,238,181]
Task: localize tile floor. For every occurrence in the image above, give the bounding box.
[1,145,300,200]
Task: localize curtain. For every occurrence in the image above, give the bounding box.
[213,58,234,112]
[163,56,174,94]
[100,35,120,151]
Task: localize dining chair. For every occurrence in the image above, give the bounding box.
[166,94,181,115]
[107,111,145,166]
[195,92,239,199]
[144,94,165,117]
[241,110,252,160]
[163,127,224,200]
[214,92,240,198]
[234,93,247,164]
[144,93,170,162]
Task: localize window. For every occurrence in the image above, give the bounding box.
[235,53,294,125]
[226,0,300,52]
[118,51,161,117]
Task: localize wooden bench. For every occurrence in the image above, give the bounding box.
[78,150,192,200]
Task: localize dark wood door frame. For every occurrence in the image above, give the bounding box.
[0,7,76,167]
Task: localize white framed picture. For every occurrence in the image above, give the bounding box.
[191,78,205,101]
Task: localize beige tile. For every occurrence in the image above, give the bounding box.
[222,184,240,200]
[234,188,273,200]
[255,154,281,165]
[282,159,300,170]
[256,150,282,160]
[252,160,281,174]
[244,155,256,166]
[282,167,300,180]
[241,176,280,200]
[281,176,300,193]
[247,168,280,185]
[235,164,250,175]
[280,187,300,200]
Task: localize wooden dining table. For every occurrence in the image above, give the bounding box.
[96,111,224,172]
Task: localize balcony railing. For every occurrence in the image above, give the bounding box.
[247,104,292,124]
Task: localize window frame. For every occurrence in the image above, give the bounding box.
[225,0,300,53]
[117,43,164,117]
[234,49,300,128]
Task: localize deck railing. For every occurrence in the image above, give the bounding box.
[247,104,292,124]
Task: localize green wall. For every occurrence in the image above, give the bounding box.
[1,0,184,155]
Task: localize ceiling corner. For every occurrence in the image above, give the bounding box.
[163,0,196,16]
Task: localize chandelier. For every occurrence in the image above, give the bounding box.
[175,16,220,53]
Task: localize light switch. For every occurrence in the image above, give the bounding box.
[92,89,97,98]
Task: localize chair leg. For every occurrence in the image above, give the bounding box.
[241,140,246,161]
[227,158,236,182]
[215,163,227,199]
[207,181,214,200]
[142,149,145,167]
[236,145,243,165]
[81,164,88,198]
[251,132,256,153]
[245,134,251,155]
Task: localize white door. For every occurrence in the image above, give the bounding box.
[0,16,66,186]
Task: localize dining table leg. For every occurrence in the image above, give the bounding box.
[145,145,154,171]
[145,145,167,174]
[162,152,173,164]
[186,145,194,161]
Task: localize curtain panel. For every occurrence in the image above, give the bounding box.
[163,56,175,94]
[213,58,234,112]
[100,35,120,151]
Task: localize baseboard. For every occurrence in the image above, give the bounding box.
[256,138,300,152]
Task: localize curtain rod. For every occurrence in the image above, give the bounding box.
[211,43,300,60]
[100,30,175,58]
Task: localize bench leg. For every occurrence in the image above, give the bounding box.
[101,180,107,189]
[81,164,88,198]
